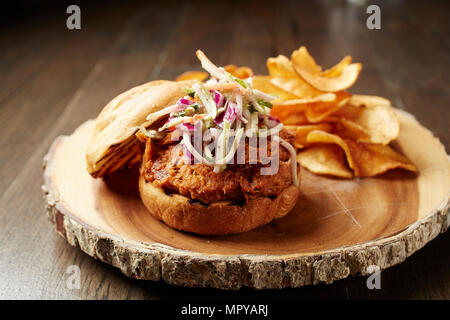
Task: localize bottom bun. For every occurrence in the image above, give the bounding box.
[138,172,301,235]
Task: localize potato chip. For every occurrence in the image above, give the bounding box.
[274,111,309,125]
[291,47,352,78]
[297,144,353,178]
[306,130,355,170]
[175,70,209,82]
[256,46,416,178]
[270,76,323,98]
[291,46,362,92]
[294,63,362,92]
[305,91,351,123]
[285,123,333,149]
[236,67,254,78]
[225,64,254,79]
[270,92,349,125]
[267,55,299,78]
[321,56,352,78]
[270,94,339,124]
[348,94,391,108]
[224,64,237,74]
[176,65,253,83]
[273,92,336,107]
[333,102,400,144]
[344,140,417,177]
[331,118,371,142]
[267,54,324,98]
[270,92,336,124]
[291,47,322,74]
[252,75,300,103]
[305,130,417,177]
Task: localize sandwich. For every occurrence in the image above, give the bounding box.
[86,50,300,235]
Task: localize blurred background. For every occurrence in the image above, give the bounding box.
[1,0,448,142]
[0,0,448,299]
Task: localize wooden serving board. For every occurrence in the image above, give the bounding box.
[42,109,450,289]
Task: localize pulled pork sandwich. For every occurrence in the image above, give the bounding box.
[86,50,300,235]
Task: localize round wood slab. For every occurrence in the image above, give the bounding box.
[42,109,450,289]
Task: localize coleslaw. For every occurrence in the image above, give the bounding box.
[143,50,298,186]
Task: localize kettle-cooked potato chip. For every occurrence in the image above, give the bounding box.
[285,123,333,149]
[267,54,324,98]
[175,70,209,82]
[275,111,309,125]
[291,47,323,74]
[270,76,323,98]
[306,130,417,177]
[306,130,355,170]
[252,75,300,102]
[291,46,362,92]
[297,144,353,178]
[294,62,362,92]
[333,101,400,144]
[267,55,299,78]
[321,56,352,78]
[176,65,254,83]
[273,92,336,107]
[270,92,343,124]
[347,94,391,108]
[305,91,351,123]
[271,92,337,122]
[344,140,417,177]
[224,64,254,79]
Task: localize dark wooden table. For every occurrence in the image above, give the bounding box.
[0,0,448,299]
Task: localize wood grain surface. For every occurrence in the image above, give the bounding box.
[0,0,449,298]
[42,110,449,289]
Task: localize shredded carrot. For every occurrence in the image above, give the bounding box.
[143,137,153,161]
[205,83,240,91]
[196,50,226,79]
[193,114,205,122]
[135,129,148,143]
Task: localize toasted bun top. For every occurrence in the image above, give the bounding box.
[86,80,194,177]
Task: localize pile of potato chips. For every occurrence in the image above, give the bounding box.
[175,46,417,178]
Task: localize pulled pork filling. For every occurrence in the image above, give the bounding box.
[141,129,295,204]
[138,50,299,203]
